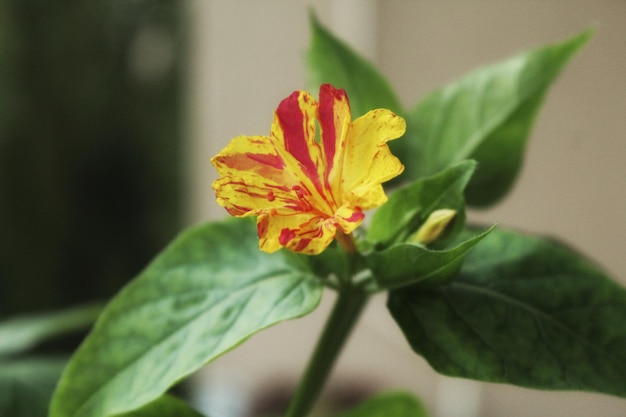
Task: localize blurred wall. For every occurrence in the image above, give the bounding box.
[185,1,626,416]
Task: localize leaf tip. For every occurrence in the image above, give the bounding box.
[458,158,478,174]
[307,8,324,33]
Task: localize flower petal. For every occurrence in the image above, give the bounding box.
[341,109,405,209]
[317,84,351,199]
[257,212,337,255]
[334,204,365,234]
[211,135,305,216]
[272,91,319,177]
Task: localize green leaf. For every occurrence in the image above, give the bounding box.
[307,12,402,117]
[407,29,592,206]
[364,227,493,292]
[112,395,205,417]
[330,391,428,417]
[0,356,67,417]
[50,218,323,417]
[368,160,476,247]
[0,303,103,357]
[389,227,626,397]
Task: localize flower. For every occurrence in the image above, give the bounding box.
[211,84,405,254]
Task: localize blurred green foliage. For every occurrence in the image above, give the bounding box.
[0,0,184,316]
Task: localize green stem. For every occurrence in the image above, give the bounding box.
[284,289,368,417]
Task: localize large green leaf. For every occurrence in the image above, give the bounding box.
[0,303,102,357]
[307,13,402,117]
[364,228,493,292]
[368,160,476,247]
[50,218,323,417]
[0,356,67,417]
[330,391,428,417]
[112,395,205,417]
[407,30,592,206]
[389,228,626,397]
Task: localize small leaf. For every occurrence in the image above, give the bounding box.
[407,30,592,206]
[389,227,626,397]
[0,356,67,417]
[307,12,402,117]
[331,391,429,417]
[365,228,493,292]
[112,395,206,417]
[0,303,103,357]
[50,218,323,417]
[368,160,476,247]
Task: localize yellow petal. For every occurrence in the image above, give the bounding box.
[257,212,337,255]
[341,109,406,209]
[334,204,365,234]
[343,184,388,212]
[211,135,305,216]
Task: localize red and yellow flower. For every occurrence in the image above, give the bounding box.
[211,84,405,254]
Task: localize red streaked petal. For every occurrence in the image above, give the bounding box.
[318,84,351,203]
[271,90,337,215]
[257,212,337,255]
[273,91,321,188]
[211,135,309,216]
[212,135,290,184]
[279,228,296,246]
[246,152,285,170]
[334,204,365,234]
[285,216,337,254]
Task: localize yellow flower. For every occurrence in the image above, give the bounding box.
[211,84,405,254]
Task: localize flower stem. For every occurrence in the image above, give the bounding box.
[335,231,357,254]
[284,289,368,417]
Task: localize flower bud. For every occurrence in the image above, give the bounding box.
[411,209,457,245]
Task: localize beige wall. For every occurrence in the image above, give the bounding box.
[186,1,626,416]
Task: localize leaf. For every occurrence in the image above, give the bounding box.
[0,303,103,357]
[388,227,626,397]
[330,391,428,417]
[307,12,402,117]
[50,218,323,417]
[368,160,476,247]
[407,29,592,206]
[364,228,493,292]
[112,395,205,417]
[0,356,67,417]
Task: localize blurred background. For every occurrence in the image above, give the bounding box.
[1,1,625,416]
[0,0,184,315]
